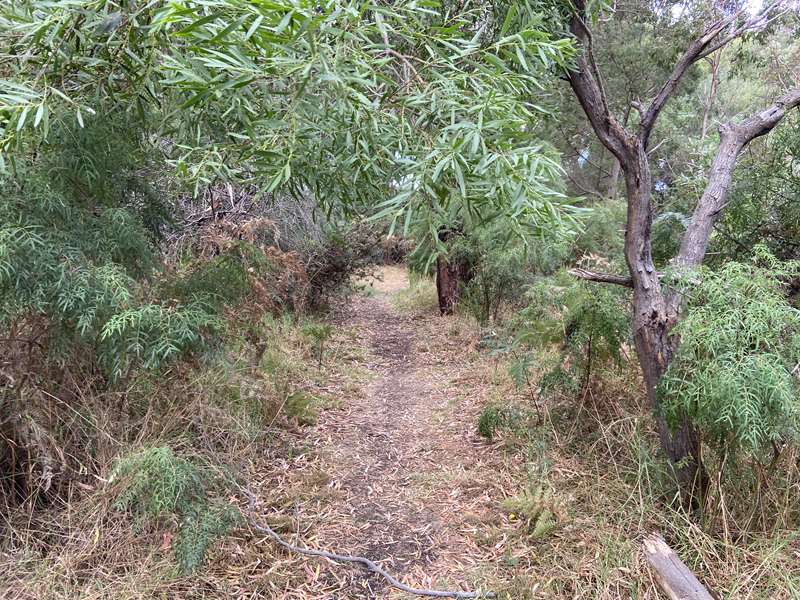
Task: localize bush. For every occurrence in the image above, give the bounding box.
[301,222,381,309]
[511,271,630,398]
[660,248,800,463]
[478,406,508,439]
[174,501,240,574]
[111,447,201,517]
[110,447,238,573]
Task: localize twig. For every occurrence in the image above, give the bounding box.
[239,486,494,599]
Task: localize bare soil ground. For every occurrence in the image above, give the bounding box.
[247,266,522,598]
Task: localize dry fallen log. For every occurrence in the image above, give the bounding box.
[643,533,714,600]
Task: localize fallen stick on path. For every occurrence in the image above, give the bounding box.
[240,487,495,599]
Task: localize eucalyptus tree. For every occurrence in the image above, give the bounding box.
[565,0,800,502]
[1,0,582,313]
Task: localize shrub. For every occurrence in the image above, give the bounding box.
[301,322,333,368]
[174,501,240,574]
[478,406,507,439]
[284,391,323,426]
[413,217,572,325]
[477,404,529,440]
[301,222,381,309]
[660,248,800,463]
[501,481,558,538]
[110,447,238,573]
[110,447,206,526]
[511,272,630,398]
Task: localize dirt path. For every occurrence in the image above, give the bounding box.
[252,267,520,598]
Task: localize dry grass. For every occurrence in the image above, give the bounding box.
[3,266,799,599]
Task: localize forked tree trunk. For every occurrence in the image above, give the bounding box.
[565,0,800,507]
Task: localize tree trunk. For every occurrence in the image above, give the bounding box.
[634,316,709,504]
[435,230,472,315]
[565,0,799,507]
[624,156,708,505]
[607,157,621,199]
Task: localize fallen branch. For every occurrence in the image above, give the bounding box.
[642,533,714,600]
[240,487,494,599]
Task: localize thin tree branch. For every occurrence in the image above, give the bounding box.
[569,268,634,288]
[566,0,630,162]
[639,18,731,143]
[240,486,493,599]
[640,1,790,144]
[696,2,790,61]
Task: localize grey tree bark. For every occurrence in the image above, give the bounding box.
[566,0,800,504]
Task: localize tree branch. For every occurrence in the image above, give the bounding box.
[696,2,790,61]
[639,18,731,143]
[639,1,789,146]
[569,268,633,288]
[566,1,630,162]
[675,86,800,269]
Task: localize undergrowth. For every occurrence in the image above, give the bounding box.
[0,282,367,597]
[110,447,240,574]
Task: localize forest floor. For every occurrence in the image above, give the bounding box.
[229,266,800,600]
[244,266,528,598]
[6,266,799,599]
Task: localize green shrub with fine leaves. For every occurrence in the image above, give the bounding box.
[111,447,239,573]
[660,248,800,462]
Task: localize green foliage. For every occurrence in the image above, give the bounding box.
[99,302,223,381]
[1,0,581,249]
[0,160,224,381]
[296,222,382,309]
[538,364,581,398]
[511,273,630,396]
[477,404,530,440]
[571,200,626,263]
[714,115,800,262]
[501,481,558,538]
[660,249,800,461]
[284,390,323,426]
[478,406,507,440]
[111,447,206,526]
[501,434,558,538]
[169,252,254,310]
[651,212,689,267]
[175,501,240,574]
[301,322,333,368]
[449,220,571,325]
[111,446,238,573]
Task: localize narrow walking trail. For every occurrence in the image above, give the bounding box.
[250,267,523,598]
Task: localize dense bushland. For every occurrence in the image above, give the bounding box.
[2,0,800,597]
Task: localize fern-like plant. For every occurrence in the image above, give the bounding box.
[660,248,800,463]
[110,447,239,573]
[510,272,630,398]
